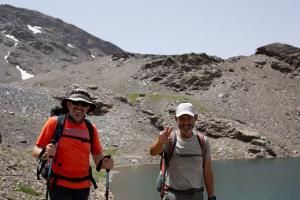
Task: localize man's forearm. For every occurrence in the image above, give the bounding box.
[149,139,164,156]
[93,153,104,166]
[204,159,215,197]
[32,145,44,158]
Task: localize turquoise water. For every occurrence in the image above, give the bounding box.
[111,158,300,200]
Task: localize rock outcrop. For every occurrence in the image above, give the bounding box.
[133,53,223,91]
[256,43,300,76]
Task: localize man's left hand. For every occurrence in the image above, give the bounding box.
[102,156,114,170]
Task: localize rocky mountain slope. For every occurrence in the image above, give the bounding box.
[0,4,123,83]
[0,4,299,200]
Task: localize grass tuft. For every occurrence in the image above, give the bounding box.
[17,183,41,196]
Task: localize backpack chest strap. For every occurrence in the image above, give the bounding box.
[60,134,91,143]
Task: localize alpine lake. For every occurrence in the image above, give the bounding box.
[111,158,300,200]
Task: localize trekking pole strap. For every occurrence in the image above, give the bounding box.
[38,148,46,159]
[89,167,98,189]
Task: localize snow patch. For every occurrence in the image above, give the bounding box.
[4,51,10,62]
[67,43,74,48]
[4,34,18,46]
[16,65,34,80]
[4,34,19,42]
[27,25,42,34]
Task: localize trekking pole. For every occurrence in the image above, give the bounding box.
[46,139,55,200]
[105,155,111,200]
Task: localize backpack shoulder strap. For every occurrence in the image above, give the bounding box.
[84,118,94,153]
[160,130,177,169]
[159,131,176,197]
[53,115,66,143]
[84,118,97,189]
[37,115,65,179]
[168,131,177,162]
[53,115,66,163]
[196,132,206,168]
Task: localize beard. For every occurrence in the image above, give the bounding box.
[178,124,194,134]
[68,111,86,123]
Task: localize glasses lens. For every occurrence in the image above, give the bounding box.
[80,102,89,107]
[71,101,80,106]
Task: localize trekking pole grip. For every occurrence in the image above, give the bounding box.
[47,139,56,178]
[106,155,111,172]
[49,139,56,158]
[96,155,112,172]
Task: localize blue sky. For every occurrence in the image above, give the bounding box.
[1,0,299,58]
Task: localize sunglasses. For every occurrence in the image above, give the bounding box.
[70,101,90,107]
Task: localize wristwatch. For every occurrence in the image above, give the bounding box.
[208,195,216,200]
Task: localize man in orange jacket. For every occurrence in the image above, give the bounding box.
[32,89,114,200]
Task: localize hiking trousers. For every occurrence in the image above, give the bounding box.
[50,185,90,200]
[163,189,203,200]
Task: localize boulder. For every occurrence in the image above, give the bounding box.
[271,61,292,73]
[256,43,300,60]
[92,101,112,116]
[233,127,260,142]
[149,116,164,130]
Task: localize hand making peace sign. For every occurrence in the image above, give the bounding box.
[158,126,173,144]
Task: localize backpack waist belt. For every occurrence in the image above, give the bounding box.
[165,185,204,194]
[51,167,97,189]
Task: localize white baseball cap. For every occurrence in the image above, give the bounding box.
[175,103,196,117]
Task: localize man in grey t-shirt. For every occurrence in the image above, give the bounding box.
[150,103,216,200]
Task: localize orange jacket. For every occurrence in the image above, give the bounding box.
[36,117,102,189]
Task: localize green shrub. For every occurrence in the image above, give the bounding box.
[148,93,187,102]
[92,167,106,182]
[128,92,206,113]
[183,73,210,84]
[148,93,206,113]
[104,148,118,156]
[127,93,140,105]
[17,183,41,196]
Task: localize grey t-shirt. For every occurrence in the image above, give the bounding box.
[165,131,210,190]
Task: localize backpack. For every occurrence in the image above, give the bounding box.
[156,131,206,198]
[36,110,98,189]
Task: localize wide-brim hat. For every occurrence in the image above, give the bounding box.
[61,89,96,113]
